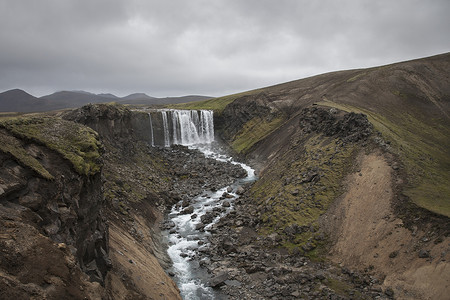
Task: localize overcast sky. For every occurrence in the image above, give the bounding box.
[1,0,449,98]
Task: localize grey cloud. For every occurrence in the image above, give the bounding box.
[0,0,449,97]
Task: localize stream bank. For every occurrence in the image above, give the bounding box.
[161,145,256,299]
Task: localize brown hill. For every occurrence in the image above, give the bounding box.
[174,53,450,299]
[178,52,450,217]
[0,89,41,112]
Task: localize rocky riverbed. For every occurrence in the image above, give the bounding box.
[157,143,396,299]
[158,144,247,199]
[187,192,396,300]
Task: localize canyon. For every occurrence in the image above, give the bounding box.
[0,53,449,299]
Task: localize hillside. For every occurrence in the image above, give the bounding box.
[172,53,450,299]
[177,52,450,217]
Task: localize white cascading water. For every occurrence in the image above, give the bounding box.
[148,109,214,147]
[161,110,171,147]
[148,113,155,147]
[172,111,180,145]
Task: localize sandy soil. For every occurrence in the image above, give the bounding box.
[107,211,181,300]
[324,152,449,300]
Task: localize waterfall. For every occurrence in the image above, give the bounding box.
[161,111,170,147]
[148,113,155,147]
[148,109,214,147]
[200,110,214,143]
[172,112,180,145]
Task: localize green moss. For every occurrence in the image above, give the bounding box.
[102,140,173,205]
[326,277,350,295]
[250,134,357,251]
[325,277,367,299]
[0,117,102,176]
[231,115,285,154]
[169,90,260,113]
[318,100,450,217]
[0,130,53,179]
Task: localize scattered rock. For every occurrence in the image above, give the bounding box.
[385,287,395,297]
[236,186,245,195]
[224,279,242,287]
[418,249,430,258]
[389,250,398,258]
[180,206,194,214]
[210,271,229,288]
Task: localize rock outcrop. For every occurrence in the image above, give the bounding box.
[0,118,109,298]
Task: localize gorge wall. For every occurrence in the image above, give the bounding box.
[0,118,109,299]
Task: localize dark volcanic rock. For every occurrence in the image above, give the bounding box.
[299,107,372,143]
[210,271,229,288]
[180,206,194,215]
[418,249,430,258]
[200,193,390,300]
[217,92,274,141]
[0,131,109,285]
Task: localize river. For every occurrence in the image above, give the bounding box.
[163,145,256,299]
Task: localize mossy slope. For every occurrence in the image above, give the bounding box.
[0,117,102,177]
[318,100,450,217]
[169,90,260,114]
[250,131,358,255]
[188,53,450,218]
[231,115,285,154]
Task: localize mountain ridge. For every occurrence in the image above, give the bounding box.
[0,89,212,112]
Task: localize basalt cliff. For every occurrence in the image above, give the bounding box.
[0,53,449,299]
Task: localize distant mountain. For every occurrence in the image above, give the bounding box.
[0,89,42,112]
[98,93,119,99]
[0,89,212,112]
[40,91,118,109]
[121,93,156,101]
[118,95,212,105]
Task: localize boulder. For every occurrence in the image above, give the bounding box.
[236,186,245,195]
[180,206,194,214]
[418,249,430,258]
[209,271,229,288]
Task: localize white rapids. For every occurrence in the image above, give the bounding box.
[164,145,256,300]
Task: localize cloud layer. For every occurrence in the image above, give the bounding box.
[1,0,449,97]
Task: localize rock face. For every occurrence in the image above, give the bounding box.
[63,103,146,145]
[216,92,275,142]
[298,107,372,142]
[0,120,109,297]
